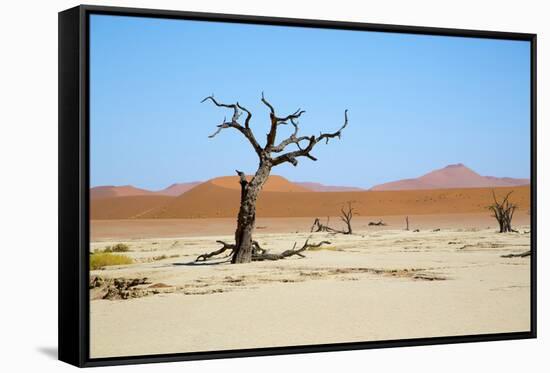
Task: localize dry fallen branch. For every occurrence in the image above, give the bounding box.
[196,240,235,261]
[195,238,331,263]
[368,220,386,226]
[501,250,531,258]
[310,217,340,233]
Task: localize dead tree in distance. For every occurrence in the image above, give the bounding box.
[311,217,337,233]
[340,201,354,234]
[201,93,349,263]
[488,190,517,233]
[310,202,355,234]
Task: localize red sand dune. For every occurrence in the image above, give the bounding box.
[370,164,529,191]
[155,182,201,196]
[90,185,155,199]
[91,174,530,220]
[296,182,364,192]
[210,175,310,192]
[91,182,201,199]
[90,195,175,219]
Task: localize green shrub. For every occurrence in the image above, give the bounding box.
[90,252,133,270]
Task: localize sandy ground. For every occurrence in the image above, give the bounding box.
[89,216,531,358]
[91,213,530,241]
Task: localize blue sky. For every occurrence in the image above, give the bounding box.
[90,14,531,190]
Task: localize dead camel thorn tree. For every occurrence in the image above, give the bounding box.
[488,190,518,233]
[339,201,355,234]
[198,93,349,264]
[310,217,335,233]
[310,201,355,234]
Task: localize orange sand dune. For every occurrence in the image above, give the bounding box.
[91,174,530,219]
[91,182,201,199]
[156,182,201,196]
[210,175,310,192]
[370,164,529,191]
[90,195,174,219]
[90,185,155,199]
[296,182,364,192]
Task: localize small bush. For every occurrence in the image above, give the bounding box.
[90,252,133,270]
[108,243,130,252]
[96,243,130,254]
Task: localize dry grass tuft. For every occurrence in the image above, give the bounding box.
[90,252,133,270]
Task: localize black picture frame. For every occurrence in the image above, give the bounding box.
[58,4,537,368]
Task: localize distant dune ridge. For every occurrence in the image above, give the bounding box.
[210,175,310,192]
[295,182,364,192]
[156,182,201,196]
[90,182,201,199]
[91,176,344,199]
[369,164,529,191]
[90,185,155,199]
[90,164,530,219]
[90,181,530,220]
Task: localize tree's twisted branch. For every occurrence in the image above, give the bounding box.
[272,110,348,166]
[202,95,262,156]
[196,240,235,261]
[203,93,348,167]
[195,237,331,262]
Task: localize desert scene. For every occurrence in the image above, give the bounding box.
[90,163,531,358]
[88,15,531,359]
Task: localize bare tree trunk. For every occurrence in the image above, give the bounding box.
[340,201,354,235]
[232,164,271,263]
[489,191,517,233]
[202,94,349,264]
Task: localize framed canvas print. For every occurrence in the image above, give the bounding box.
[58,5,537,367]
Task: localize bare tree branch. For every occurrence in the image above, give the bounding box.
[201,95,241,122]
[252,238,331,261]
[236,102,252,129]
[271,110,348,167]
[260,91,275,115]
[195,237,331,262]
[317,109,349,144]
[202,95,262,156]
[196,240,235,261]
[262,93,308,150]
[275,109,307,123]
[236,169,248,186]
[271,118,311,153]
[501,250,530,258]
